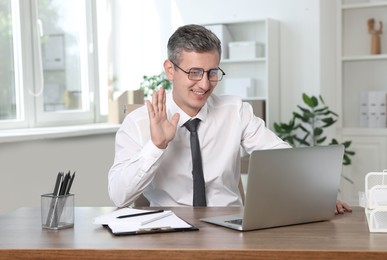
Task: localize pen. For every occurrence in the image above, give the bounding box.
[65,172,75,195]
[52,172,63,195]
[117,209,164,219]
[46,172,64,227]
[60,171,73,195]
[140,211,173,225]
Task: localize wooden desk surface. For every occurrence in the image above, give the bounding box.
[0,207,386,259]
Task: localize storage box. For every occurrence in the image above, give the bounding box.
[366,207,387,232]
[359,91,387,128]
[244,99,265,120]
[108,90,144,124]
[364,170,387,232]
[229,41,264,60]
[224,78,255,98]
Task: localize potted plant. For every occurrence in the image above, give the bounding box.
[273,93,355,182]
[139,72,172,100]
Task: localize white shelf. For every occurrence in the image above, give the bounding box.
[242,96,267,101]
[339,0,387,128]
[339,127,387,135]
[342,2,387,9]
[205,19,279,127]
[221,58,266,63]
[337,0,387,205]
[342,54,387,61]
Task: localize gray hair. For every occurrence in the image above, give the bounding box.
[167,24,222,64]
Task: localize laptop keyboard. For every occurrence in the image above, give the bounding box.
[225,218,243,225]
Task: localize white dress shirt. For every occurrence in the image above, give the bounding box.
[108,93,290,207]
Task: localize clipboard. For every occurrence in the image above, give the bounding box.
[103,221,199,236]
[94,208,199,236]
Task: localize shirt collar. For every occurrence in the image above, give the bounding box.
[166,92,208,127]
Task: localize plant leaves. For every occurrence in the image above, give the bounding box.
[330,139,339,145]
[342,141,352,148]
[314,127,323,136]
[317,137,327,144]
[272,93,355,170]
[321,118,337,127]
[303,93,318,108]
[310,96,318,107]
[319,95,325,104]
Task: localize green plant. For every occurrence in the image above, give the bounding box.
[273,93,355,168]
[139,72,172,100]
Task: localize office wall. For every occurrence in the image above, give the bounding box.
[112,0,336,122]
[0,134,116,214]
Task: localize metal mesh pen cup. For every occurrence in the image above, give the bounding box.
[41,193,74,230]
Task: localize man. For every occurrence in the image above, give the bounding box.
[108,24,351,214]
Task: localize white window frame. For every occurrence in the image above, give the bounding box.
[0,0,103,130]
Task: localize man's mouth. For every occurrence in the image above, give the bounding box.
[192,90,206,95]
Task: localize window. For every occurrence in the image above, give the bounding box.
[0,0,18,121]
[0,0,105,130]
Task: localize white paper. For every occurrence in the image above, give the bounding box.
[93,208,192,234]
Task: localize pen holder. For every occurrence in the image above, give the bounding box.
[41,193,74,230]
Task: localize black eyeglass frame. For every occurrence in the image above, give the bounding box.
[170,60,226,82]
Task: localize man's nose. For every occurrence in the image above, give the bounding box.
[197,73,211,89]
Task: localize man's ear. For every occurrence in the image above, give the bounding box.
[163,60,174,80]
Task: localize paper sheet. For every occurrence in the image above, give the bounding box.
[93,208,192,234]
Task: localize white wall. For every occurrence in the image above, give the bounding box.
[112,0,336,122]
[0,134,115,214]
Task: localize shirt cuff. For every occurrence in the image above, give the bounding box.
[140,140,165,172]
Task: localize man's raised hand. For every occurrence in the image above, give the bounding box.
[146,87,180,149]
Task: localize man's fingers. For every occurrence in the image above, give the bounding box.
[342,201,352,212]
[158,87,164,113]
[170,113,180,128]
[146,100,155,118]
[335,200,352,215]
[152,89,159,112]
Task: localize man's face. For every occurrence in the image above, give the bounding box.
[164,50,220,117]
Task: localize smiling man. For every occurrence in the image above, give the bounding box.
[108,24,351,214]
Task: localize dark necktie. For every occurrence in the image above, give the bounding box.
[184,118,207,207]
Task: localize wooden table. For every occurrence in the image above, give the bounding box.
[0,207,386,259]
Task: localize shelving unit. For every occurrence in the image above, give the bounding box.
[204,19,279,128]
[337,0,387,204]
[339,0,387,127]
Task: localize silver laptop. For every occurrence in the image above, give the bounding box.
[200,145,344,231]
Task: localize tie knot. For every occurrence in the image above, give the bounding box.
[184,118,201,133]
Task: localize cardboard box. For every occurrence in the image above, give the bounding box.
[229,41,264,60]
[244,99,266,120]
[108,90,144,124]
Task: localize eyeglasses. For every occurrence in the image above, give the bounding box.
[170,61,225,82]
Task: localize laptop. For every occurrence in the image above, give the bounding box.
[200,145,344,231]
